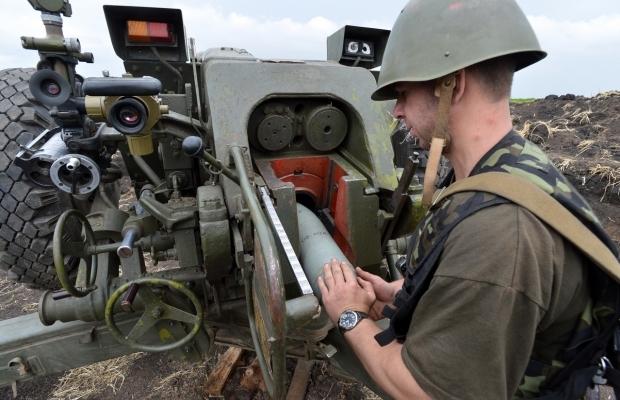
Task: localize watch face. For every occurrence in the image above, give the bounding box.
[339,310,359,330]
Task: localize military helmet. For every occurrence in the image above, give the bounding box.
[372,0,547,100]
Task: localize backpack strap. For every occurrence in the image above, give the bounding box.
[432,172,620,280]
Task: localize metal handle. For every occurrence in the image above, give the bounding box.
[117,228,139,258]
[120,283,139,312]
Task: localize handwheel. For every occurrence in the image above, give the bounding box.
[104,277,203,352]
[53,209,98,297]
[245,232,287,399]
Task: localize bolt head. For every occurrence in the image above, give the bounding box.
[151,306,163,319]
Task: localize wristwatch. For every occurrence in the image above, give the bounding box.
[338,310,368,333]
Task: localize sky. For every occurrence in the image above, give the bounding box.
[1,0,619,99]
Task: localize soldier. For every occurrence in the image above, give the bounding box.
[319,0,620,399]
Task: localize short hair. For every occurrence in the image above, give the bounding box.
[467,56,515,101]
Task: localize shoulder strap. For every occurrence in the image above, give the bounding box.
[432,172,620,282]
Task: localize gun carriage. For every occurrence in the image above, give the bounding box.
[0,2,421,397]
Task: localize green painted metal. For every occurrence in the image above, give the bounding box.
[21,37,73,52]
[0,311,211,388]
[104,277,204,352]
[27,0,71,16]
[326,25,390,69]
[40,252,114,325]
[53,210,98,297]
[1,2,421,396]
[231,145,287,400]
[203,54,398,219]
[285,295,321,328]
[200,150,239,184]
[197,185,232,280]
[0,315,138,386]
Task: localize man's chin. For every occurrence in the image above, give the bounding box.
[407,132,431,150]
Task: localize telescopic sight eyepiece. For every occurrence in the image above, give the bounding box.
[108,97,148,135]
[29,69,72,106]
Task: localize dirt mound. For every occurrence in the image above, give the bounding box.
[511,91,620,244]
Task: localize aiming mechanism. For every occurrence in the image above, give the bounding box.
[0,1,422,398]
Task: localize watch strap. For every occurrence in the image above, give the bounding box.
[338,310,368,334]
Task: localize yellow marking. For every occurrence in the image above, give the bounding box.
[159,328,174,342]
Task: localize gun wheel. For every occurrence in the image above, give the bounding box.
[105,278,204,352]
[52,209,97,297]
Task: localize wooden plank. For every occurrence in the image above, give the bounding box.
[203,346,244,397]
[239,356,266,393]
[286,359,314,400]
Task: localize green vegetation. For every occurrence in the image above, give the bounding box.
[511,98,537,104]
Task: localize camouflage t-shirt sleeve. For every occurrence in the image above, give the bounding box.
[401,203,561,400]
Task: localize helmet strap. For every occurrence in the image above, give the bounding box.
[422,74,456,207]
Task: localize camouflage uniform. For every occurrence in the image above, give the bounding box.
[376,131,619,398]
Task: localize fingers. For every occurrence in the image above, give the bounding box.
[369,307,381,321]
[322,259,359,290]
[317,276,328,295]
[329,259,345,285]
[341,261,356,283]
[357,277,376,305]
[323,263,334,288]
[357,277,373,292]
[356,267,378,282]
[318,262,376,322]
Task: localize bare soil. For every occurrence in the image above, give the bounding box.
[511,91,620,245]
[1,91,618,399]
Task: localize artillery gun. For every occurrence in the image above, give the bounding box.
[0,1,421,397]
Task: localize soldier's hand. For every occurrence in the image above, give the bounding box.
[356,268,403,320]
[318,259,376,324]
[356,267,403,304]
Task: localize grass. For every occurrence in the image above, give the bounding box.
[568,108,593,125]
[360,387,383,400]
[0,273,37,314]
[588,165,620,202]
[149,361,209,397]
[598,90,620,99]
[50,353,144,400]
[600,149,613,160]
[21,302,38,313]
[516,99,609,163]
[556,158,576,172]
[576,139,596,156]
[0,276,19,298]
[517,120,564,142]
[511,98,537,104]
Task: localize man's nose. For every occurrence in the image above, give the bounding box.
[392,100,404,119]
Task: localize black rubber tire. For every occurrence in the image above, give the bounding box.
[0,68,80,289]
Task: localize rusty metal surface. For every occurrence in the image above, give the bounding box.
[251,235,287,399]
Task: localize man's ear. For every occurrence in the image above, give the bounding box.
[452,69,466,104]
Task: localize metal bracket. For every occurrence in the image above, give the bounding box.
[7,358,30,378]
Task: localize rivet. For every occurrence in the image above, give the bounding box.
[444,51,451,57]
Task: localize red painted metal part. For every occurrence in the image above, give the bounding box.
[270,157,330,206]
[268,156,356,262]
